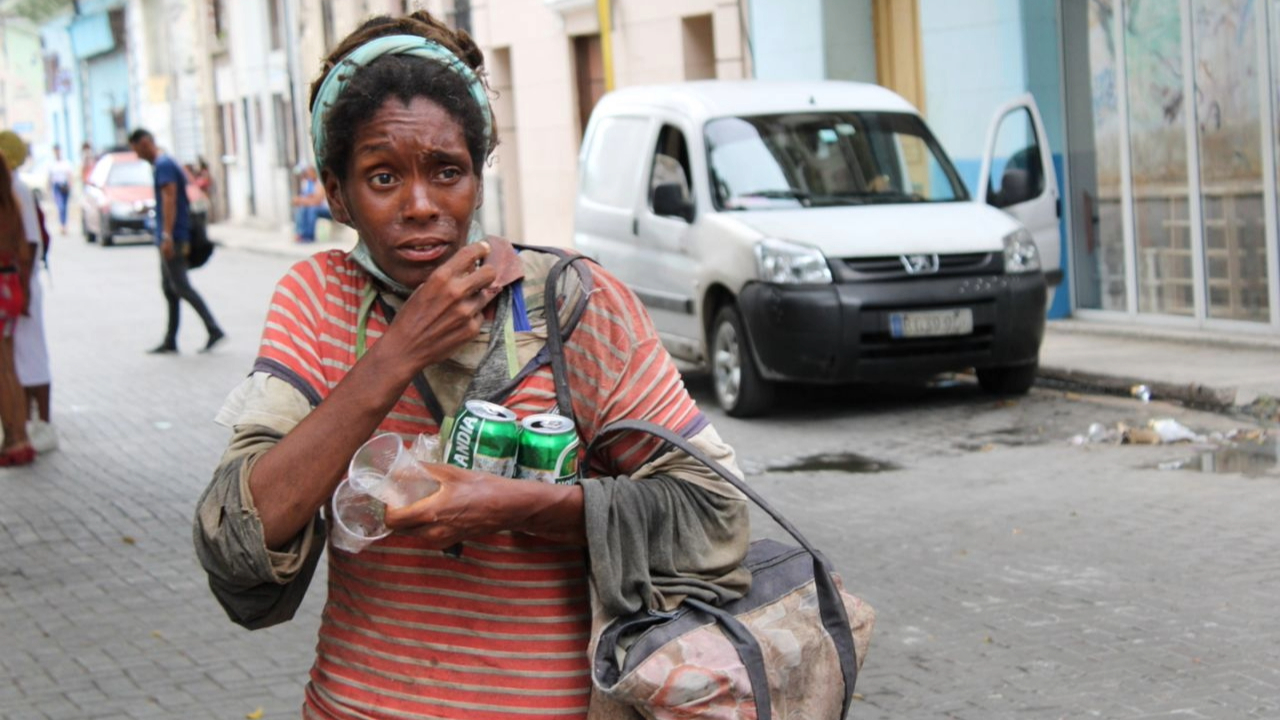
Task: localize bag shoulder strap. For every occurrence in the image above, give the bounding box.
[587,418,860,714]
[371,293,447,425]
[542,253,595,426]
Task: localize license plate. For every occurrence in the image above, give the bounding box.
[889,308,974,338]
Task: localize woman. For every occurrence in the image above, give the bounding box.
[0,158,34,466]
[194,12,750,720]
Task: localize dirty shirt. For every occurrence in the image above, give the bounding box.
[194,239,751,720]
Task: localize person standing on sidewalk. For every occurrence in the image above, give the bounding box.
[291,164,332,243]
[0,132,58,454]
[47,145,73,235]
[0,156,34,466]
[128,129,224,355]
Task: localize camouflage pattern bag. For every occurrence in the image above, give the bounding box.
[587,420,876,720]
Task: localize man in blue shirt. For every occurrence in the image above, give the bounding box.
[128,129,224,354]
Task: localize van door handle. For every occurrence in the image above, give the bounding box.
[632,218,639,236]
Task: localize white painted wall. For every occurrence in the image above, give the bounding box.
[822,0,877,83]
[750,0,825,81]
[472,0,748,247]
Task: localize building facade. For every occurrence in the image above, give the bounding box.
[0,15,46,147]
[466,0,754,246]
[735,0,1278,334]
[36,0,131,171]
[21,0,1273,335]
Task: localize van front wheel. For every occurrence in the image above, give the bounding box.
[711,305,775,417]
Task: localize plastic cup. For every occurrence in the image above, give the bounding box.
[349,432,408,479]
[330,473,392,554]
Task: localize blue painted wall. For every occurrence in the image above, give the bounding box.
[919,0,1072,319]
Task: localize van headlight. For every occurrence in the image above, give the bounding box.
[1002,228,1041,274]
[754,238,833,284]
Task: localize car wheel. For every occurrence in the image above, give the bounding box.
[711,304,775,417]
[976,362,1038,396]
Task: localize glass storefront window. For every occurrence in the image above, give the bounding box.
[1070,0,1128,312]
[1193,0,1269,322]
[1126,2,1195,317]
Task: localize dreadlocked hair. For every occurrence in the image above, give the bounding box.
[309,10,497,180]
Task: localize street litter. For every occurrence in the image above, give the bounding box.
[1070,418,1207,446]
[1150,419,1202,444]
[1123,427,1162,445]
[1130,384,1151,403]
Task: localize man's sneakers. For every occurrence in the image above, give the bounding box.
[27,420,58,454]
[201,329,226,353]
[148,330,226,355]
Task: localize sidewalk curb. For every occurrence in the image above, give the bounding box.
[1038,364,1238,411]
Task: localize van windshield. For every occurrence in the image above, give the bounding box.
[705,111,969,210]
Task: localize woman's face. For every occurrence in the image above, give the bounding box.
[325,95,481,289]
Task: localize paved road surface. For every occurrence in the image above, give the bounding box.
[1,232,1276,719]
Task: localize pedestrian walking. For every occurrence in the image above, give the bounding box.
[127,129,224,355]
[193,11,749,720]
[0,156,34,466]
[47,145,73,235]
[79,141,94,185]
[0,132,58,454]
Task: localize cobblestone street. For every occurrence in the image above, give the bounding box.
[0,232,1277,719]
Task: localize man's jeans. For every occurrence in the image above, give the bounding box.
[160,251,220,345]
[295,204,333,242]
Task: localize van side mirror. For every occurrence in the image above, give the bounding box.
[990,167,1033,208]
[653,183,693,222]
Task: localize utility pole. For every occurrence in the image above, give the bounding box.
[282,0,308,167]
[595,0,613,92]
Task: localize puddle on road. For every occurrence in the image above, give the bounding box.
[767,453,900,474]
[1155,441,1280,478]
[956,426,1049,452]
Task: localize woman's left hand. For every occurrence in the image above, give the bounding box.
[383,465,521,548]
[383,464,586,549]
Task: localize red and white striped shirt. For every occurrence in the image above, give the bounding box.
[254,246,708,720]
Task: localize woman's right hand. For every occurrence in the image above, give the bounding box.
[378,241,500,373]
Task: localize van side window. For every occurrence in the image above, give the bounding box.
[582,117,652,208]
[649,125,693,209]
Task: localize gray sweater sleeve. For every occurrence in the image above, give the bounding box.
[192,424,325,630]
[580,425,753,617]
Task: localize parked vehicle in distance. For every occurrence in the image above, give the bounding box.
[574,81,1056,417]
[80,151,209,246]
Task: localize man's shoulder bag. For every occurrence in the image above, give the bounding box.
[587,419,876,720]
[188,224,215,269]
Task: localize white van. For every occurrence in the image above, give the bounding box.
[574,81,1056,416]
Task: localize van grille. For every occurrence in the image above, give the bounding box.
[840,252,999,281]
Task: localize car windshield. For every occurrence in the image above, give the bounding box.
[107,161,153,187]
[705,111,969,210]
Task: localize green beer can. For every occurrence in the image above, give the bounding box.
[516,414,581,484]
[445,400,520,477]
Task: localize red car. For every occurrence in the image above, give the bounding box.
[80,151,209,246]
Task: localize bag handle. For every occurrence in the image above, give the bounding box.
[587,418,859,717]
[542,254,594,425]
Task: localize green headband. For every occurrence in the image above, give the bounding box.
[310,34,492,171]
